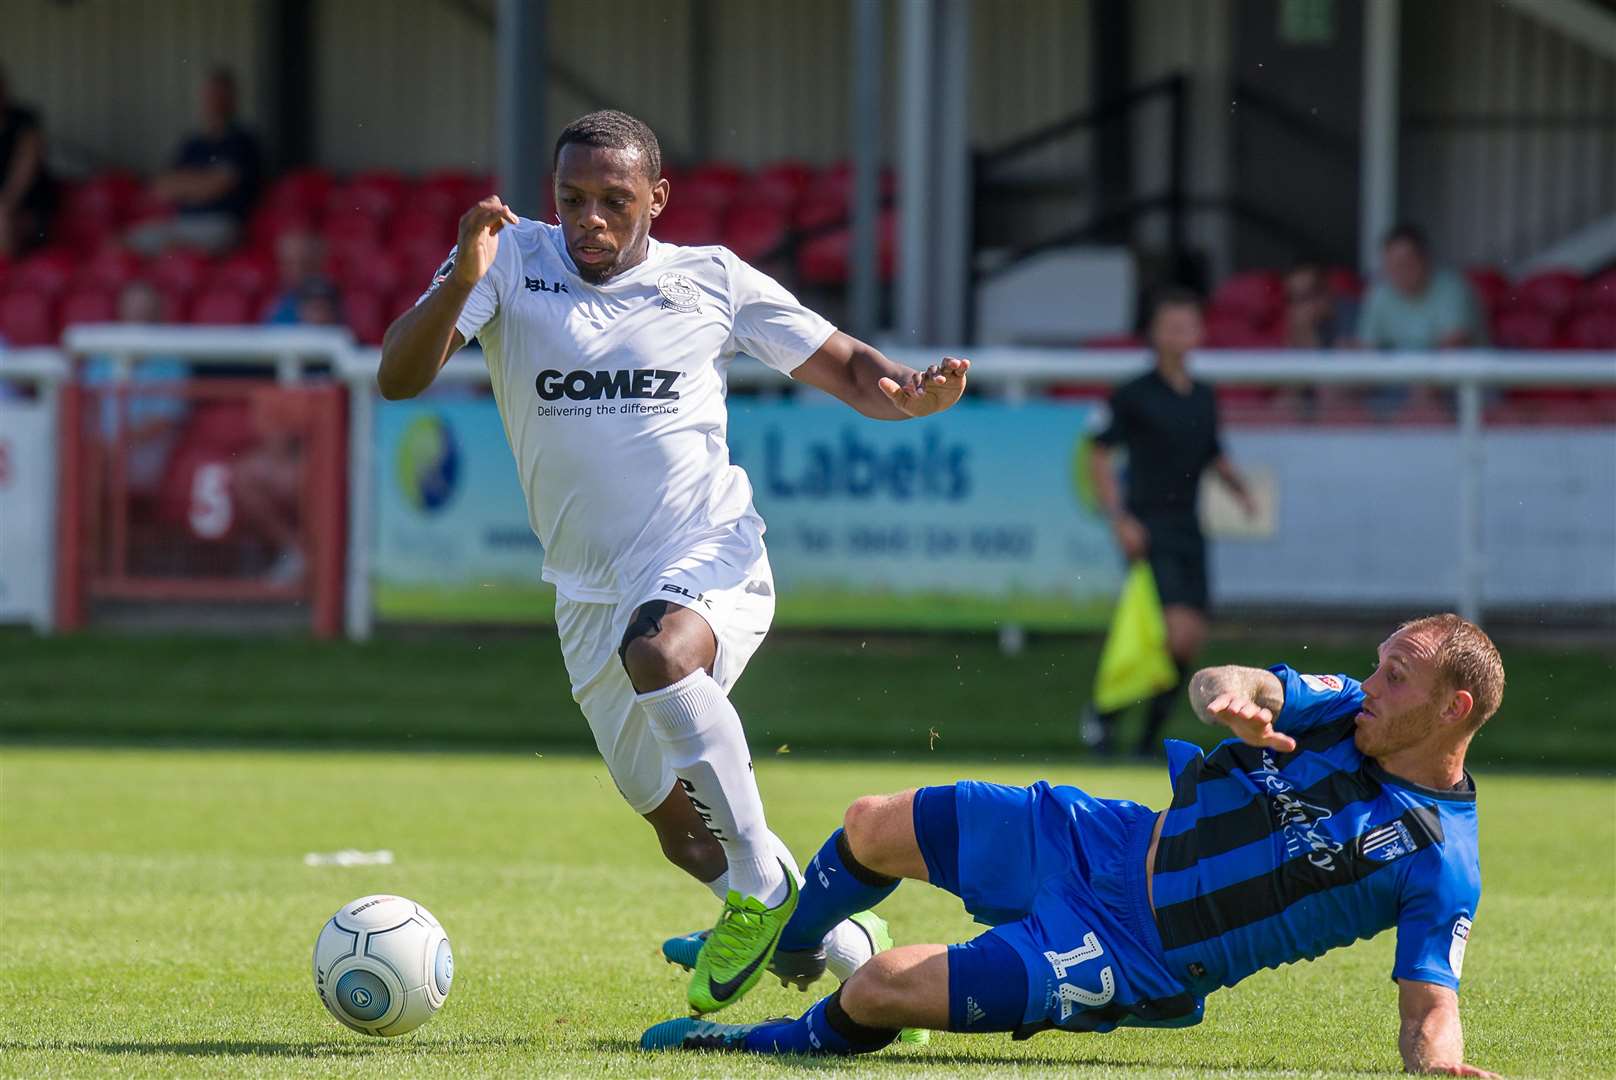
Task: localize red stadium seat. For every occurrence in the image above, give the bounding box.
[1464,266,1511,314]
[263,168,335,214]
[338,169,407,221]
[57,171,141,245]
[680,162,747,210]
[147,247,213,296]
[321,212,382,253]
[1083,334,1147,348]
[333,244,406,296]
[341,289,388,345]
[797,210,896,285]
[1577,269,1616,314]
[59,286,119,327]
[0,290,59,346]
[213,251,275,294]
[1491,308,1559,350]
[13,247,77,295]
[187,287,256,325]
[1325,266,1363,300]
[793,191,849,232]
[391,207,459,251]
[1204,314,1283,349]
[1561,310,1616,350]
[651,202,722,246]
[720,201,789,263]
[754,160,814,207]
[1516,269,1582,320]
[247,206,316,253]
[1210,271,1284,326]
[73,243,144,291]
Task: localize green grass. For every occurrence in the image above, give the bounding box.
[2,630,1612,770]
[1,747,1611,1078]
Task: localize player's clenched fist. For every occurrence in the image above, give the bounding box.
[878,356,970,418]
[1206,692,1296,752]
[452,196,520,287]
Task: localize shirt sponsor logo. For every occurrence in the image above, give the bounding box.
[534,368,682,402]
[1449,916,1471,977]
[1256,750,1344,870]
[1300,673,1344,693]
[657,271,700,313]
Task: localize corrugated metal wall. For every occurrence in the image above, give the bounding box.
[1401,0,1616,268]
[3,0,265,174]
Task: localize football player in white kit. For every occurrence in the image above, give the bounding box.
[378,111,969,1017]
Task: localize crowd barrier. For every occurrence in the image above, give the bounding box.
[0,327,1609,639]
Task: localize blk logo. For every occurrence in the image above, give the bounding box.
[525,276,568,294]
[535,368,682,401]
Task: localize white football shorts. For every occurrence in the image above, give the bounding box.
[553,523,776,815]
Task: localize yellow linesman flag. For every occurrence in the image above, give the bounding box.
[1093,561,1178,713]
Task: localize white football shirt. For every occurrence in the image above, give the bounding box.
[418,219,835,604]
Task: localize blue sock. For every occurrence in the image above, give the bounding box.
[779,829,899,952]
[742,988,898,1055]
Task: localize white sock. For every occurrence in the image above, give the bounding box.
[638,670,788,906]
[824,919,876,981]
[702,834,800,902]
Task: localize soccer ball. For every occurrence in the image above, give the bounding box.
[313,894,453,1036]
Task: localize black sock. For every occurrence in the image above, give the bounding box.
[1137,667,1185,755]
[823,987,901,1052]
[836,829,899,888]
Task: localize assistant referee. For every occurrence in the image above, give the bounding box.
[1082,288,1255,757]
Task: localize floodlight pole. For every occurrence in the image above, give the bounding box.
[1359,0,1400,273]
[497,0,548,218]
[849,0,883,340]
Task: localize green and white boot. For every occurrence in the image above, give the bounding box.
[687,867,799,1015]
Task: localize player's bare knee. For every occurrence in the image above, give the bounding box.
[618,602,712,691]
[842,795,885,853]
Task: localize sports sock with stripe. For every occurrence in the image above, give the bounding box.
[638,669,787,906]
[780,828,898,953]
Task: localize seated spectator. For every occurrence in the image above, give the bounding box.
[1353,223,1487,349]
[127,68,261,256]
[263,230,342,325]
[81,282,190,495]
[0,65,58,257]
[1281,263,1350,348]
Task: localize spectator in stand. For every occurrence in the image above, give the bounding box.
[128,68,261,256]
[0,65,58,257]
[1354,223,1488,350]
[81,281,189,495]
[1281,262,1349,348]
[1080,289,1257,759]
[263,230,342,325]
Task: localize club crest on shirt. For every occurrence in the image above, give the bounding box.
[656,271,700,313]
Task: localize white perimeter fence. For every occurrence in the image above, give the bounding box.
[0,326,1609,639]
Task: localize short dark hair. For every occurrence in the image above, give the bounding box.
[553,110,661,182]
[1382,222,1428,253]
[1149,286,1203,321]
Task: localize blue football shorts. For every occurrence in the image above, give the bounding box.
[913,780,1204,1035]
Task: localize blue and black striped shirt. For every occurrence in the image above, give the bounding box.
[1152,666,1480,996]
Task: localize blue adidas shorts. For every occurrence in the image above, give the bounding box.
[914,780,1203,1034]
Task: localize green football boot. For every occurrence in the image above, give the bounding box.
[687,864,798,1015]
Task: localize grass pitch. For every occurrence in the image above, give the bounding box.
[2,746,1611,1078]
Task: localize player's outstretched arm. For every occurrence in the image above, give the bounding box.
[790,331,969,420]
[1188,665,1291,751]
[1397,979,1498,1077]
[378,196,518,400]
